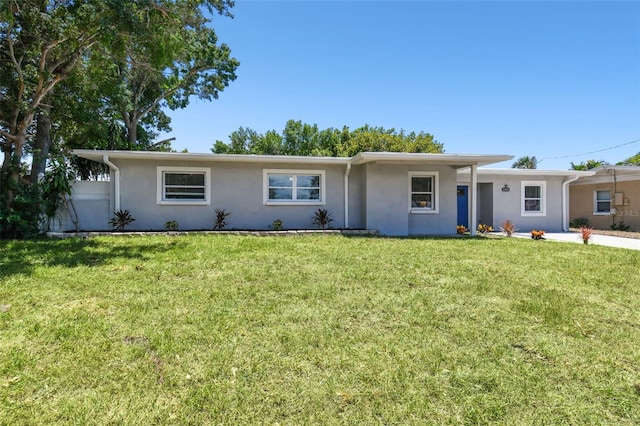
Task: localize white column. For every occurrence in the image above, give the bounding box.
[470,164,477,236]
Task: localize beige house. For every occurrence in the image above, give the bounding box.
[569,166,640,231]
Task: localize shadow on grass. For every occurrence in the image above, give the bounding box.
[0,237,185,278]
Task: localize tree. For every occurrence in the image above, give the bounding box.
[1,1,238,237]
[617,152,640,166]
[570,159,605,170]
[511,156,538,169]
[1,0,107,204]
[212,121,444,157]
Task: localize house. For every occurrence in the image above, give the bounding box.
[569,165,640,231]
[56,150,592,236]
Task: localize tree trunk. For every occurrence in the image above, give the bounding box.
[30,105,53,184]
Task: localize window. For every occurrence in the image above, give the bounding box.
[594,190,611,214]
[409,172,439,213]
[157,167,210,205]
[521,181,546,216]
[263,169,325,205]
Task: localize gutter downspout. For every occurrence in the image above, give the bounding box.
[561,174,581,231]
[102,154,120,212]
[344,163,351,229]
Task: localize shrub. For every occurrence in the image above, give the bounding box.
[531,230,545,240]
[499,219,517,237]
[477,224,493,234]
[456,225,468,235]
[164,220,179,231]
[570,217,589,228]
[109,210,135,231]
[610,221,630,232]
[213,209,230,230]
[271,219,283,230]
[580,226,593,244]
[312,209,334,230]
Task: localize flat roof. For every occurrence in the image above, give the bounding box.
[72,149,514,168]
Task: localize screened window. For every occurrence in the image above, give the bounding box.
[409,172,439,213]
[521,181,546,215]
[263,170,325,205]
[594,190,611,214]
[157,167,210,205]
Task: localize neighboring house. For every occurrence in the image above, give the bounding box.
[55,150,591,236]
[569,165,640,231]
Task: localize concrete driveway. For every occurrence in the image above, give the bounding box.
[513,232,640,251]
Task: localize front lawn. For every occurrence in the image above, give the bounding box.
[1,235,639,424]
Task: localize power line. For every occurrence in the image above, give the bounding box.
[539,138,640,162]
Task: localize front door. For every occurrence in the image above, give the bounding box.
[457,185,469,229]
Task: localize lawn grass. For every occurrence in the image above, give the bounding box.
[1,234,639,424]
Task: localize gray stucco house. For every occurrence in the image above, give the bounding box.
[59,150,592,236]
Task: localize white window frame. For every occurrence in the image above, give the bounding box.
[593,189,611,215]
[408,171,439,214]
[263,169,326,206]
[157,166,211,205]
[521,181,546,216]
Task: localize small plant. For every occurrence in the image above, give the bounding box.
[499,219,517,237]
[530,230,545,240]
[477,224,493,234]
[570,217,589,228]
[271,218,283,231]
[456,225,468,234]
[580,226,593,244]
[109,209,135,231]
[610,221,630,232]
[164,220,179,231]
[312,209,334,230]
[213,209,231,230]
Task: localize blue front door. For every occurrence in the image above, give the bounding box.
[457,186,469,229]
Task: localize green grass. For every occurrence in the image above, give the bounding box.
[1,235,639,424]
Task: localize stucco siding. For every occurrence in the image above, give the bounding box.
[113,158,347,231]
[364,163,457,236]
[570,180,640,231]
[459,174,567,232]
[348,165,366,229]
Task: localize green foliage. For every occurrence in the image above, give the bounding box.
[0,173,41,239]
[213,208,231,230]
[211,120,443,156]
[570,159,605,170]
[570,217,590,228]
[610,221,630,232]
[1,235,640,423]
[109,209,135,231]
[511,156,538,169]
[617,152,640,166]
[312,209,333,229]
[164,220,179,231]
[271,218,283,230]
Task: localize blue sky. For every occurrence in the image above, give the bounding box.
[162,0,640,169]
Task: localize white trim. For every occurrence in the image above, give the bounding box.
[103,155,120,212]
[562,174,581,231]
[263,169,326,206]
[521,181,546,216]
[470,165,477,236]
[593,189,611,215]
[408,171,439,214]
[156,166,211,205]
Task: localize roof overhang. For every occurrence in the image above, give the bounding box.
[72,149,351,165]
[72,149,514,168]
[458,168,596,177]
[349,152,513,167]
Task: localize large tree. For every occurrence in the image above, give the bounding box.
[212,121,444,156]
[1,0,238,237]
